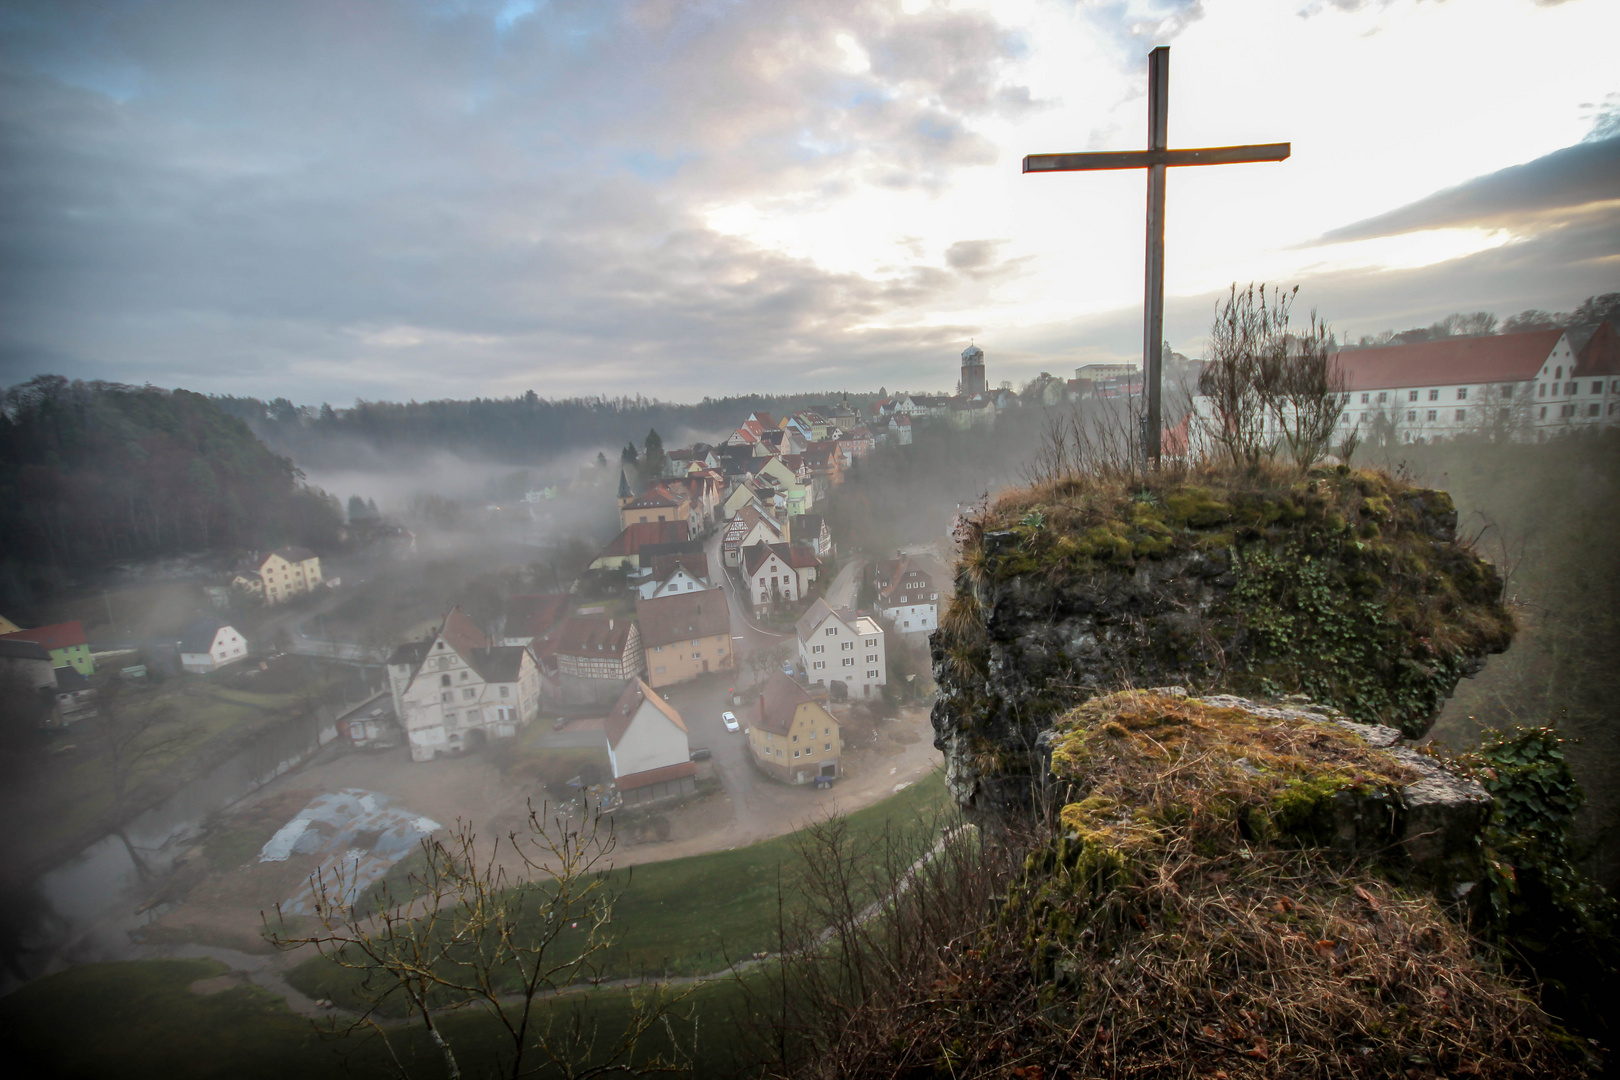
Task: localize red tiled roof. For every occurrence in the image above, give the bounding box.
[599,520,688,558]
[1333,329,1565,392]
[635,589,729,648]
[438,605,491,658]
[613,760,697,792]
[1,621,86,651]
[1575,322,1620,377]
[539,614,634,660]
[504,594,570,640]
[648,551,708,583]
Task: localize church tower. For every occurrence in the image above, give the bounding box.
[617,469,635,510]
[959,342,986,397]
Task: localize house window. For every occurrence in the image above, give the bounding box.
[1566,382,1577,395]
[1377,391,1387,403]
[1407,390,1418,402]
[441,674,451,687]
[813,644,824,654]
[1560,404,1574,418]
[1589,404,1601,417]
[1457,388,1468,400]
[1539,384,1546,397]
[792,734,798,742]
[1360,393,1369,404]
[866,654,878,663]
[814,661,825,670]
[841,641,853,651]
[463,688,476,700]
[1406,411,1416,422]
[760,592,768,602]
[1594,382,1604,395]
[842,658,854,667]
[864,637,877,647]
[1555,366,1562,379]
[445,712,456,723]
[825,627,836,636]
[1540,406,1547,418]
[1454,409,1466,422]
[441,691,453,703]
[1499,408,1510,422]
[499,686,509,698]
[825,743,832,751]
[1501,384,1513,398]
[1428,389,1439,401]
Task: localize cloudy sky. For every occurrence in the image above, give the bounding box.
[2,0,1617,405]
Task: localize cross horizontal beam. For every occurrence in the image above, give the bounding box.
[1022,143,1291,174]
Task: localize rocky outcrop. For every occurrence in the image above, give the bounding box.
[1038,689,1490,895]
[931,466,1512,812]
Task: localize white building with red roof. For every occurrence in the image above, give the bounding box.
[795,599,886,700]
[743,542,821,613]
[1192,324,1620,449]
[604,679,695,805]
[390,606,542,762]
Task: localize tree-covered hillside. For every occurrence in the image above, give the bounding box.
[0,376,342,609]
[212,391,885,470]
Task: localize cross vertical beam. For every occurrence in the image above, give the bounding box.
[1143,46,1169,465]
[1022,47,1289,470]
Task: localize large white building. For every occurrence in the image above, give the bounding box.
[389,606,542,762]
[1192,325,1620,450]
[795,599,887,700]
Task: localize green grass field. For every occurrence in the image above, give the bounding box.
[3,957,753,1080]
[15,673,342,870]
[3,775,949,1079]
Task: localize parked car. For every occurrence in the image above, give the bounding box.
[781,659,794,675]
[552,717,568,731]
[689,747,712,761]
[721,711,740,733]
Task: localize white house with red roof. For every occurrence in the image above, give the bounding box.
[1192,324,1620,450]
[390,606,542,762]
[743,542,821,613]
[604,679,695,805]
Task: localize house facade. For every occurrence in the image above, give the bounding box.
[391,607,542,762]
[1191,326,1620,450]
[874,555,942,634]
[240,547,324,605]
[636,589,732,688]
[0,621,94,675]
[795,599,887,700]
[604,679,696,805]
[178,619,249,673]
[743,543,820,613]
[749,671,841,784]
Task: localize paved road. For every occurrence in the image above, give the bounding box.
[824,557,864,609]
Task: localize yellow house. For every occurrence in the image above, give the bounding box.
[635,589,732,688]
[749,671,840,784]
[250,547,323,605]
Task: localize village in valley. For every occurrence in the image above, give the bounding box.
[2,310,1617,1007]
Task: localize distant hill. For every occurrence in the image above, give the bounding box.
[0,376,342,608]
[211,391,883,470]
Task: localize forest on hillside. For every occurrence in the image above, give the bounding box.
[212,390,887,472]
[0,377,343,616]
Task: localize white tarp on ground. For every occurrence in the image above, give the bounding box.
[256,788,442,914]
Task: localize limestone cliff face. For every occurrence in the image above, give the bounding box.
[930,467,1512,811]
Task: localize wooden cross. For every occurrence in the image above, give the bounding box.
[1024,47,1289,464]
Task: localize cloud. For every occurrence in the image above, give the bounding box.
[1319,136,1620,243]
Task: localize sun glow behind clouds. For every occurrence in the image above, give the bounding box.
[699,0,1618,343]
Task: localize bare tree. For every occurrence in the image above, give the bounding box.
[91,678,192,802]
[1269,309,1346,469]
[1199,283,1279,467]
[265,801,688,1080]
[1200,283,1344,470]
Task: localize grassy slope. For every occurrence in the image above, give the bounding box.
[3,774,947,1079]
